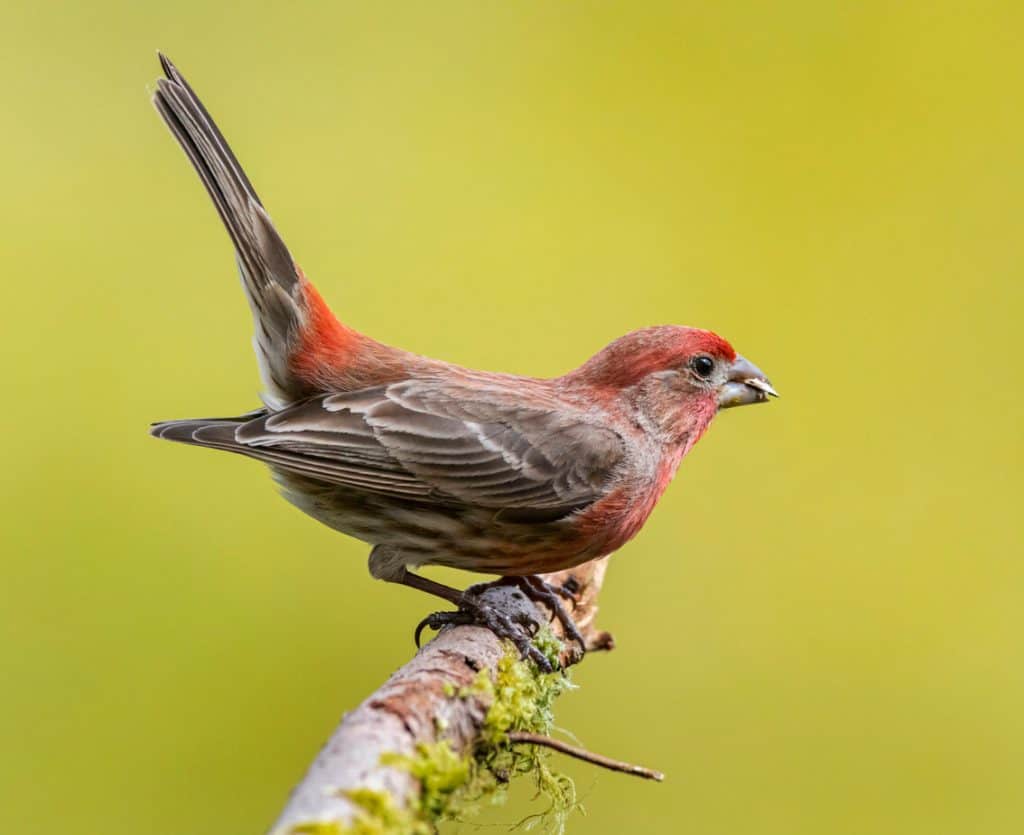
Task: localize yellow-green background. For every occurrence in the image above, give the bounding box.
[3,2,1021,833]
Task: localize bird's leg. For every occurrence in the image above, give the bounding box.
[401,571,553,672]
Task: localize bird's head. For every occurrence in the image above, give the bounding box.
[566,325,777,443]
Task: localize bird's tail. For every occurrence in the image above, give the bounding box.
[150,413,257,451]
[153,54,349,409]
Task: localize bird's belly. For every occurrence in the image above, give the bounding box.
[274,470,608,576]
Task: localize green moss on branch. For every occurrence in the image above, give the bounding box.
[292,634,579,834]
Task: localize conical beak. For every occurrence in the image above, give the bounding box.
[717,355,779,409]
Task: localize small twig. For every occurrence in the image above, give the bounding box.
[506,732,665,782]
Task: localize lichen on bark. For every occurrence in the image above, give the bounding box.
[301,635,580,834]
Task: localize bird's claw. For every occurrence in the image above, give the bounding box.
[414,593,554,672]
[558,575,582,608]
[412,574,589,672]
[413,608,473,648]
[512,576,587,657]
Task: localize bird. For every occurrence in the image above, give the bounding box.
[149,54,777,669]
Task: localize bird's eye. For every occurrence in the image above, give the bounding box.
[690,355,715,379]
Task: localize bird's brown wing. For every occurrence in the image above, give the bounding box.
[155,380,625,514]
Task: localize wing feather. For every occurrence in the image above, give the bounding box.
[225,380,625,514]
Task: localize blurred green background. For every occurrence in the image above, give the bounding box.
[3,2,1022,833]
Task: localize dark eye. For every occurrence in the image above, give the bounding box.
[690,355,715,379]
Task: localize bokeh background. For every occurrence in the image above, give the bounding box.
[3,2,1022,833]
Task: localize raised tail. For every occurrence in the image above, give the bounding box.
[153,54,320,408]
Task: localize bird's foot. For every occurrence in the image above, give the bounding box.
[414,593,554,672]
[468,575,586,663]
[508,576,587,663]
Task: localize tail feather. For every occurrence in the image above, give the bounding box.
[150,413,366,485]
[153,53,310,408]
[150,411,266,450]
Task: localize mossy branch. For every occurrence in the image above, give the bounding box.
[269,558,626,835]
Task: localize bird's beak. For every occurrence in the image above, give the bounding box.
[717,355,778,409]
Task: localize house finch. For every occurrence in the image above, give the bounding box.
[150,55,777,668]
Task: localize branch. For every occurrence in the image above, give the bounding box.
[269,558,617,834]
[506,733,664,782]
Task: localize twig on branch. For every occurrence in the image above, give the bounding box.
[269,557,621,834]
[505,732,664,782]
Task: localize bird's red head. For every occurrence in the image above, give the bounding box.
[565,325,776,443]
[566,326,736,389]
